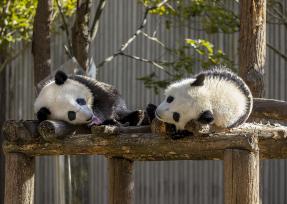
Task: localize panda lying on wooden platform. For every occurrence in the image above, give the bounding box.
[34,71,152,126]
[153,68,253,137]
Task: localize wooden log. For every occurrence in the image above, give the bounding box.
[3,131,260,160]
[3,121,287,160]
[38,121,151,139]
[108,158,134,204]
[224,149,259,204]
[2,120,40,142]
[4,153,35,204]
[38,120,91,141]
[250,98,287,122]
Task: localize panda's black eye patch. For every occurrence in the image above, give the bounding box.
[68,111,76,121]
[76,98,86,106]
[166,96,174,103]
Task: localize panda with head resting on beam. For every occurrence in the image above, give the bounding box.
[154,67,253,138]
[34,71,151,126]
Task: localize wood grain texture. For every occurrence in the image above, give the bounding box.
[4,153,35,204]
[224,149,259,204]
[239,0,266,97]
[108,158,134,204]
[250,98,287,122]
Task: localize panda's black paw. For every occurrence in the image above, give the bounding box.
[170,130,193,140]
[167,124,193,139]
[120,110,144,126]
[146,103,157,121]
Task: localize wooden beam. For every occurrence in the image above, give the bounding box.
[108,158,134,204]
[250,98,287,122]
[4,153,35,204]
[224,149,259,204]
[3,121,287,160]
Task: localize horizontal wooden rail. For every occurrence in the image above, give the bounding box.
[2,120,287,160]
[250,98,287,123]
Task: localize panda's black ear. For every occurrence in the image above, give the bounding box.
[37,107,51,122]
[55,70,68,85]
[191,74,205,86]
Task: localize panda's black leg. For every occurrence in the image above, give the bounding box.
[101,119,121,126]
[119,110,145,126]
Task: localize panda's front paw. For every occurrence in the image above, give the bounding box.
[146,103,157,121]
[170,130,193,140]
[166,124,193,139]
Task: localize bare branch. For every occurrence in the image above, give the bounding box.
[140,31,167,48]
[120,52,172,75]
[96,0,169,68]
[267,42,287,61]
[90,0,106,41]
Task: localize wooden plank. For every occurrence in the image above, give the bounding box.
[4,153,35,204]
[108,158,134,204]
[224,149,259,204]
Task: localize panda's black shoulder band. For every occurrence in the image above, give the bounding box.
[55,70,68,85]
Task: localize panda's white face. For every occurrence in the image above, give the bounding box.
[34,71,100,125]
[156,77,210,130]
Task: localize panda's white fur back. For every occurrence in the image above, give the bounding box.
[157,68,253,130]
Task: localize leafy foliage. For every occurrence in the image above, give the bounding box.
[141,0,239,33]
[138,38,232,93]
[0,0,77,72]
[138,0,236,93]
[0,0,37,50]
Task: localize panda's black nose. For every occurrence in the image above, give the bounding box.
[68,111,76,121]
[173,112,180,122]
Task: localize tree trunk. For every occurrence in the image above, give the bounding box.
[239,0,266,97]
[72,0,91,70]
[108,158,134,204]
[0,49,7,204]
[32,0,53,85]
[4,154,35,204]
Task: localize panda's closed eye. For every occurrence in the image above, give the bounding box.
[76,98,86,106]
[166,96,174,103]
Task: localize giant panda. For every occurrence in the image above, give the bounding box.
[155,68,253,132]
[34,70,149,126]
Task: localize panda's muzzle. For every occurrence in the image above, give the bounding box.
[155,111,162,120]
[86,116,93,122]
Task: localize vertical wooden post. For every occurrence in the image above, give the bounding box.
[108,158,134,204]
[4,153,35,204]
[239,0,266,97]
[224,149,259,204]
